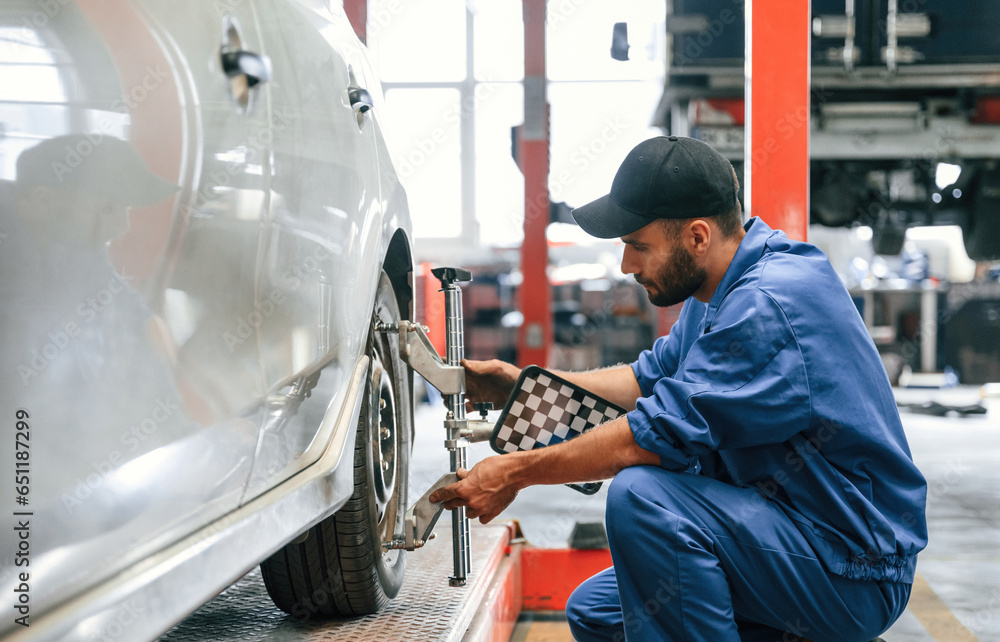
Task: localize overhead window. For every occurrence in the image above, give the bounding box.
[368,0,665,251]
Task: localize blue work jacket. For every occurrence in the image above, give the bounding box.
[628,217,928,583]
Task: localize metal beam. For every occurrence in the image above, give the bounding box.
[745,0,811,240]
[518,0,552,367]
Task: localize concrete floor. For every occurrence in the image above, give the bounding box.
[410,386,1000,640]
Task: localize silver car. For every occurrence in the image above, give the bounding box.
[0,1,414,638]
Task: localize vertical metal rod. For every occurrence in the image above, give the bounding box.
[442,282,470,586]
[843,0,855,72]
[886,0,899,72]
[920,288,937,374]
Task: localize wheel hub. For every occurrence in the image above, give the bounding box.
[370,350,396,510]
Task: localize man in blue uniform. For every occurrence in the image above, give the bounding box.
[431,136,927,641]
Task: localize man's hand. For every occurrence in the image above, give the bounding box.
[428,417,659,524]
[429,456,521,524]
[462,358,521,409]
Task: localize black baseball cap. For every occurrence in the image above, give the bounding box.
[571,136,738,239]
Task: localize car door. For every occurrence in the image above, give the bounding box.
[0,0,267,613]
[241,0,386,501]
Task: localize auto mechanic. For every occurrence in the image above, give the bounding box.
[431,136,928,641]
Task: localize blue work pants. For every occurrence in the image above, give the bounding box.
[566,467,911,641]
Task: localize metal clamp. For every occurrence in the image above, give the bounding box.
[883,0,929,72]
[442,418,495,444]
[446,403,495,443]
[383,472,458,551]
[811,0,857,72]
[377,321,466,396]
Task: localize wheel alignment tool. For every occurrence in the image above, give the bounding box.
[376,266,495,586]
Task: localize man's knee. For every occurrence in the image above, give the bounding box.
[565,582,589,629]
[607,466,655,505]
[566,569,623,642]
[606,466,667,541]
[567,569,612,618]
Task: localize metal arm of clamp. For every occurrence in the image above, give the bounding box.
[383,472,459,551]
[381,321,466,396]
[444,418,495,444]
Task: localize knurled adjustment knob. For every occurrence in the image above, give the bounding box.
[473,402,494,419]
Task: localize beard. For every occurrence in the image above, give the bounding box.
[637,241,707,307]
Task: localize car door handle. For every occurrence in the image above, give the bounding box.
[221,49,272,87]
[348,85,374,113]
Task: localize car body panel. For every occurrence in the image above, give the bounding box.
[3,357,368,642]
[241,0,387,502]
[0,0,412,637]
[0,0,264,615]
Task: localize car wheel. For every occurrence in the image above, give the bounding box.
[260,271,411,619]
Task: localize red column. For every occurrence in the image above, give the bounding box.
[344,0,367,44]
[745,0,811,241]
[415,263,447,357]
[517,0,552,367]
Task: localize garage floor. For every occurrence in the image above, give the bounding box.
[878,388,1000,641]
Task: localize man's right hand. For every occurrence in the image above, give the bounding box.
[462,358,521,408]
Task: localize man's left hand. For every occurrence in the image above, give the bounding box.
[429,456,520,524]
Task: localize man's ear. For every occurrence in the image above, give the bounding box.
[686,219,712,256]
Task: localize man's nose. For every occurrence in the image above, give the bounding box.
[620,246,637,275]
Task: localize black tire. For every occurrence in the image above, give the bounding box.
[260,272,411,619]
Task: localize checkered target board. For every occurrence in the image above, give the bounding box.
[490,366,624,495]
